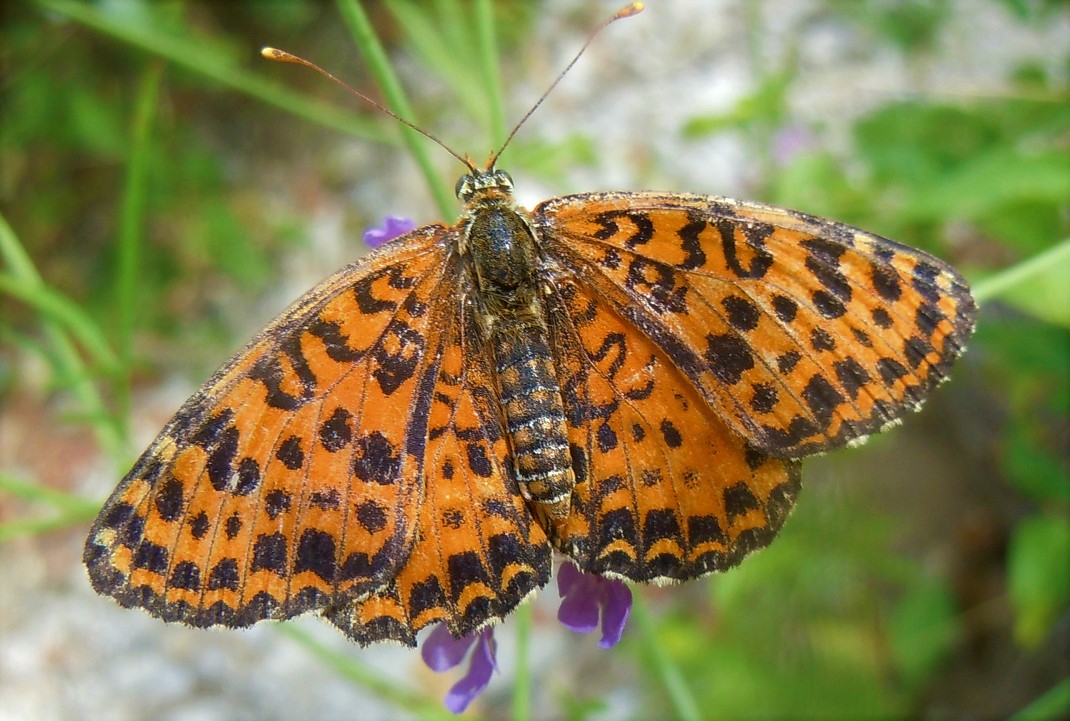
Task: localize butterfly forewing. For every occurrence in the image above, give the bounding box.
[84,225,458,627]
[536,192,977,459]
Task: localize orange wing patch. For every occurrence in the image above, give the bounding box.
[327,300,551,646]
[84,227,458,629]
[544,278,800,583]
[537,192,976,459]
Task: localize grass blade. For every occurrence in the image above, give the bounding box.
[336,0,454,217]
[31,0,392,143]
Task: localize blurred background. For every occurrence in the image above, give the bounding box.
[1,1,1068,719]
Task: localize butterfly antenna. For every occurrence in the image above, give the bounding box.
[488,2,644,169]
[262,47,477,173]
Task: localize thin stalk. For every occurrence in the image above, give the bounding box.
[1009,677,1070,721]
[0,213,125,458]
[0,274,121,376]
[0,512,99,543]
[0,473,101,515]
[512,602,532,721]
[114,61,163,422]
[474,0,506,149]
[274,623,465,720]
[631,596,702,721]
[336,0,455,217]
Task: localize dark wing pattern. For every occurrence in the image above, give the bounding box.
[542,275,800,583]
[326,275,552,645]
[536,191,976,459]
[85,184,976,641]
[84,226,458,629]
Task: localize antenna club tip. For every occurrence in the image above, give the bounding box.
[618,2,644,19]
[261,47,293,62]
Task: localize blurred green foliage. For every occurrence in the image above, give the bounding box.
[2,1,1068,720]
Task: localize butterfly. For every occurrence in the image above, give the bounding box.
[83,4,976,648]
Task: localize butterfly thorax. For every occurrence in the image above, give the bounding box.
[458,169,574,520]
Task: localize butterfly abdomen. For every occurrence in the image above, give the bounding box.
[492,315,574,519]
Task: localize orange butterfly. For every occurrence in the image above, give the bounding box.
[84,3,976,649]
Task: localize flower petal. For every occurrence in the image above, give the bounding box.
[363,215,416,247]
[557,560,584,597]
[421,624,474,672]
[558,582,600,633]
[443,630,497,714]
[598,580,632,648]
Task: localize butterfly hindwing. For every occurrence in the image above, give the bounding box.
[543,276,801,583]
[326,281,552,645]
[536,191,976,459]
[83,225,457,627]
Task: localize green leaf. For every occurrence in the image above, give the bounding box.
[1008,514,1070,646]
[1011,678,1070,721]
[32,0,389,143]
[889,577,959,692]
[974,239,1070,328]
[901,150,1070,223]
[1003,418,1070,505]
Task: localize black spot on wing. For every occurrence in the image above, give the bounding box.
[208,558,240,591]
[155,478,184,522]
[771,294,798,323]
[723,483,760,523]
[265,490,292,520]
[295,529,338,583]
[252,533,287,575]
[717,218,774,280]
[353,432,401,485]
[189,511,209,540]
[169,561,201,591]
[677,218,708,270]
[206,426,240,492]
[234,458,261,495]
[355,500,387,533]
[705,333,754,385]
[372,320,425,396]
[659,419,683,448]
[224,513,242,540]
[723,295,761,332]
[320,407,353,452]
[276,436,305,470]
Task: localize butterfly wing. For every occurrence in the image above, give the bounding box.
[535,192,976,459]
[542,276,801,582]
[326,294,552,645]
[84,225,460,628]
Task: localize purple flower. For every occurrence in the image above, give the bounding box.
[557,561,632,648]
[419,564,634,712]
[363,215,416,247]
[421,624,498,714]
[772,125,816,166]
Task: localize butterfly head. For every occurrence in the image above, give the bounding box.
[455,169,514,204]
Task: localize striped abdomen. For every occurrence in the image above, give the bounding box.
[492,314,574,519]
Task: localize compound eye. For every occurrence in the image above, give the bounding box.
[493,170,513,189]
[454,174,473,199]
